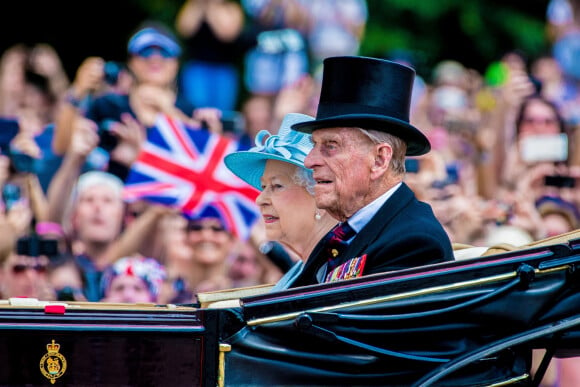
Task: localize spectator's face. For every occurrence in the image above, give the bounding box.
[105,274,153,303]
[161,214,193,263]
[186,218,234,266]
[228,242,260,286]
[543,213,574,238]
[73,185,125,244]
[257,160,317,246]
[518,99,561,139]
[305,127,375,220]
[128,48,179,88]
[242,95,273,140]
[0,254,49,298]
[49,262,84,300]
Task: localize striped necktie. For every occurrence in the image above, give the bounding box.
[324,222,356,272]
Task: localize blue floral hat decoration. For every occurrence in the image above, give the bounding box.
[224,113,314,190]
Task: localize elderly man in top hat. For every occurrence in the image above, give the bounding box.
[288,55,454,287]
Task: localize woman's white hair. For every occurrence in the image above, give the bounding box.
[292,166,316,195]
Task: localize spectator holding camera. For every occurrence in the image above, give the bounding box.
[46,114,187,302]
[0,43,69,121]
[46,116,129,301]
[0,223,55,300]
[0,122,52,241]
[53,21,224,182]
[175,0,245,112]
[466,93,577,242]
[501,95,570,189]
[0,43,73,193]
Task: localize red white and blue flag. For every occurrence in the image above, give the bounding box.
[123,114,260,240]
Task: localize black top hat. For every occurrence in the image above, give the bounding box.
[292,56,430,156]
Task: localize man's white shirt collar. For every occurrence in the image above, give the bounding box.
[348,182,402,233]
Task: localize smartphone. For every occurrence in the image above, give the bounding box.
[221,111,245,134]
[97,119,120,152]
[520,133,568,163]
[9,151,36,173]
[445,119,477,134]
[544,174,576,188]
[405,158,420,173]
[104,61,123,86]
[2,183,21,210]
[0,118,19,153]
[202,111,245,134]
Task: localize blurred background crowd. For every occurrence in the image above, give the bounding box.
[0,0,578,314]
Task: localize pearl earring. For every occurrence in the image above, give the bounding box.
[315,210,322,221]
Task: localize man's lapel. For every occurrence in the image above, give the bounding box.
[297,183,416,285]
[342,183,415,258]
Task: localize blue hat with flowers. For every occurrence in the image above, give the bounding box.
[224,113,314,190]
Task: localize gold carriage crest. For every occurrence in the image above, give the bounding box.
[39,340,67,384]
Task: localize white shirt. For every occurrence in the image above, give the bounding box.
[316,182,403,282]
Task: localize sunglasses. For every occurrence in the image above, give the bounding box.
[187,223,227,233]
[522,117,558,125]
[11,264,47,275]
[137,46,175,59]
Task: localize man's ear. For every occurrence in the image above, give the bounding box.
[370,143,392,179]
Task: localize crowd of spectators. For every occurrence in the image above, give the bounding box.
[0,1,579,383]
[0,0,579,318]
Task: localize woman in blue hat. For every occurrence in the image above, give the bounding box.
[225,113,337,290]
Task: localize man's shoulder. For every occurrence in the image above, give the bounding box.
[75,254,98,272]
[368,193,453,253]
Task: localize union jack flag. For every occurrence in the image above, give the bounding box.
[123,114,260,240]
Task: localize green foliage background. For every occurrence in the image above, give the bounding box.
[360,0,550,80]
[127,0,551,81]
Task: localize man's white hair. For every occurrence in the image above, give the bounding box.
[74,171,125,200]
[61,171,126,238]
[357,128,407,175]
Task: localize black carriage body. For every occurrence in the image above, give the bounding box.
[225,239,580,386]
[0,304,221,386]
[3,238,580,386]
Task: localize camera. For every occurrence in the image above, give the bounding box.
[55,286,84,302]
[221,111,245,134]
[97,119,120,152]
[9,151,36,174]
[17,235,58,257]
[0,118,19,153]
[2,183,21,210]
[104,61,123,86]
[544,175,576,188]
[201,110,245,134]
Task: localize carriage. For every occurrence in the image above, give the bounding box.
[4,231,580,386]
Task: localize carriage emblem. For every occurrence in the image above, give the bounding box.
[39,340,67,384]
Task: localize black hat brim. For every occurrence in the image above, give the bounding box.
[292,114,431,156]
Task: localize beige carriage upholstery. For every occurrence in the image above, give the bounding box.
[198,229,580,308]
[452,229,580,260]
[197,283,274,308]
